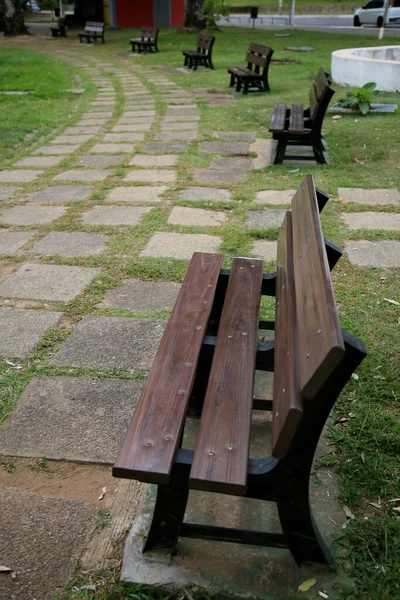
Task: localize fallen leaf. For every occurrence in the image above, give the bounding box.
[298,578,317,592]
[332,115,342,120]
[383,298,400,306]
[348,412,356,418]
[392,506,400,513]
[353,157,364,164]
[0,566,12,572]
[368,502,382,509]
[361,451,365,463]
[98,486,107,501]
[343,505,355,520]
[351,373,359,380]
[389,498,400,503]
[318,591,329,599]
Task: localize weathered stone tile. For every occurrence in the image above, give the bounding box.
[251,240,277,262]
[0,170,44,182]
[50,135,92,145]
[129,154,178,167]
[168,206,227,227]
[81,205,151,225]
[76,118,108,126]
[53,169,110,182]
[164,115,200,122]
[255,190,295,205]
[81,111,112,119]
[105,186,167,204]
[249,138,273,169]
[338,188,400,206]
[14,156,64,168]
[161,122,198,131]
[209,157,252,170]
[0,231,35,255]
[0,263,101,302]
[33,145,79,155]
[99,279,180,312]
[103,133,144,143]
[0,205,66,225]
[214,131,256,142]
[155,131,196,141]
[123,110,156,117]
[193,169,246,184]
[0,308,62,358]
[179,187,232,202]
[345,240,400,268]
[341,212,400,231]
[52,316,166,370]
[200,142,250,155]
[76,155,125,168]
[112,123,151,132]
[29,232,109,257]
[141,232,221,259]
[90,143,135,153]
[26,185,92,203]
[124,169,176,183]
[143,142,188,153]
[0,186,19,200]
[118,116,155,125]
[246,209,287,229]
[62,126,101,135]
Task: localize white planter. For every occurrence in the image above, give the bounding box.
[331,46,400,93]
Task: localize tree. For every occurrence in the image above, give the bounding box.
[184,0,205,28]
[1,0,29,35]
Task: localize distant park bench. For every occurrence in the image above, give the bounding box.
[50,17,67,37]
[130,27,159,53]
[227,42,274,94]
[182,32,215,70]
[78,21,105,44]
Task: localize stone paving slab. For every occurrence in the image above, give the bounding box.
[250,139,274,169]
[200,141,250,155]
[118,116,155,124]
[14,156,64,168]
[82,205,152,225]
[27,185,92,203]
[209,157,253,170]
[0,170,44,182]
[124,169,176,183]
[155,131,197,141]
[255,189,296,205]
[251,240,277,262]
[341,212,400,230]
[166,105,197,111]
[63,126,101,135]
[81,111,112,119]
[51,134,93,145]
[29,231,109,257]
[161,122,198,131]
[338,188,400,206]
[52,316,166,370]
[103,133,145,143]
[76,118,108,126]
[345,240,400,267]
[0,307,62,358]
[0,186,19,200]
[90,143,135,153]
[141,232,221,259]
[90,105,115,112]
[33,145,79,155]
[112,123,151,132]
[168,206,227,227]
[179,187,232,202]
[77,155,126,168]
[0,376,144,462]
[164,115,200,122]
[0,263,101,302]
[214,131,256,142]
[0,231,35,254]
[193,169,246,184]
[144,142,188,153]
[129,155,178,167]
[0,205,67,225]
[105,186,167,204]
[124,110,156,117]
[0,491,97,600]
[246,209,287,229]
[54,169,110,182]
[98,279,180,312]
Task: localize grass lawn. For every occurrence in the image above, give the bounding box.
[1,26,399,600]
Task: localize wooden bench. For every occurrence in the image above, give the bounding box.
[227,43,274,94]
[50,17,67,37]
[182,32,215,71]
[113,175,366,566]
[130,27,159,54]
[78,21,105,44]
[269,68,335,165]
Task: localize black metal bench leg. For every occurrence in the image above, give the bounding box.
[143,465,190,552]
[277,479,333,565]
[313,140,327,165]
[274,140,287,164]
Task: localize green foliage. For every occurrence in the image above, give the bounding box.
[198,0,230,31]
[338,82,380,115]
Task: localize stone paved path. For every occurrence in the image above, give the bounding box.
[0,38,399,600]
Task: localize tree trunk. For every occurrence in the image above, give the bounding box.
[1,0,29,35]
[184,0,205,29]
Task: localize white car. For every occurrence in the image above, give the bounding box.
[353,0,400,27]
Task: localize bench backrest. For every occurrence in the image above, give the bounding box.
[140,26,159,40]
[85,21,105,32]
[272,175,345,458]
[309,68,335,124]
[196,32,215,55]
[246,42,274,73]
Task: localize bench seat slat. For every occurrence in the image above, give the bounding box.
[113,252,223,484]
[292,175,345,398]
[189,257,264,495]
[288,104,305,134]
[269,103,287,132]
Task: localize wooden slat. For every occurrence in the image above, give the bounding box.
[269,103,287,132]
[113,252,223,484]
[189,257,264,495]
[291,175,345,399]
[249,42,272,55]
[315,68,329,97]
[309,83,319,121]
[246,52,267,68]
[288,104,304,134]
[272,211,303,459]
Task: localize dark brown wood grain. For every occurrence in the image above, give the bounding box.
[189,257,264,495]
[113,252,223,484]
[272,211,303,458]
[288,104,305,134]
[269,103,287,132]
[291,175,345,399]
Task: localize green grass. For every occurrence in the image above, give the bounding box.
[0,27,399,600]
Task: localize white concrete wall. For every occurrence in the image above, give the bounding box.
[331,46,400,93]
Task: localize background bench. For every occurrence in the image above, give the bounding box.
[113,176,366,566]
[50,17,67,37]
[182,33,215,71]
[130,27,159,54]
[78,21,105,44]
[269,68,335,164]
[227,43,274,94]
